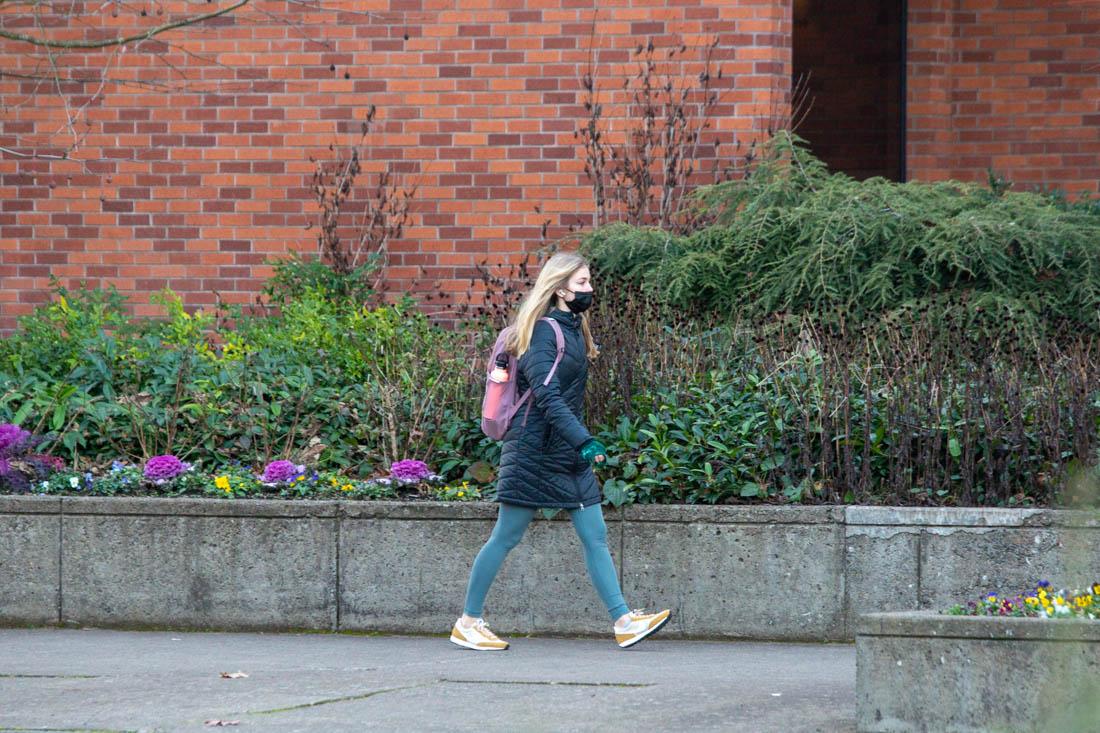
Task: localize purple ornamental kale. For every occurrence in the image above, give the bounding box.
[262,460,304,484]
[0,423,32,456]
[0,458,27,493]
[143,455,188,481]
[389,459,431,483]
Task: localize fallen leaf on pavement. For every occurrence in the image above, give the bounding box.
[204,720,240,726]
[219,671,249,679]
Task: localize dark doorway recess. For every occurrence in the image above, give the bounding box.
[792,0,906,181]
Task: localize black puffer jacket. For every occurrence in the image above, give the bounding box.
[495,307,600,509]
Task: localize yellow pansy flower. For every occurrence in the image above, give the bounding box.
[215,476,230,491]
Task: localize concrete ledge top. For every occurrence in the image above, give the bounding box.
[622,504,845,524]
[0,495,61,513]
[844,505,1100,529]
[0,495,1097,528]
[58,496,341,518]
[857,611,1100,641]
[341,500,500,520]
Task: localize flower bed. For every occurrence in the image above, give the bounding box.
[0,423,486,503]
[29,458,487,502]
[3,282,1099,510]
[946,580,1099,620]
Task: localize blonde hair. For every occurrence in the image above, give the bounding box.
[505,251,599,360]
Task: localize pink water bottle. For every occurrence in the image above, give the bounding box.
[483,353,510,417]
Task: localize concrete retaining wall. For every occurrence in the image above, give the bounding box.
[1,496,1096,639]
[856,612,1100,732]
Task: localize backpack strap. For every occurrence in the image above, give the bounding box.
[504,317,565,418]
[517,317,566,427]
[540,317,567,380]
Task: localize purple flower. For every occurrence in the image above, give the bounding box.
[262,460,305,484]
[0,458,9,475]
[143,455,188,481]
[389,459,431,483]
[0,423,32,456]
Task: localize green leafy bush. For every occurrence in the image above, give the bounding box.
[0,286,481,478]
[262,252,381,306]
[583,132,1100,337]
[593,308,1100,507]
[597,372,791,505]
[4,278,1098,508]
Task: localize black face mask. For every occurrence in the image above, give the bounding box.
[564,289,593,314]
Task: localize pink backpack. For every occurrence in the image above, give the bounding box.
[480,317,565,439]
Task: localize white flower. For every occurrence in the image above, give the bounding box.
[69,476,79,488]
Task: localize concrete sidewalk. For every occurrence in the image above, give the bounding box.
[0,628,856,733]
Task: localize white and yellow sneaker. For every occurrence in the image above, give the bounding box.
[614,609,671,649]
[450,618,509,651]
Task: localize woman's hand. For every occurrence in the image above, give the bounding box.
[579,439,607,465]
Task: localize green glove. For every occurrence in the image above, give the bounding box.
[579,439,607,465]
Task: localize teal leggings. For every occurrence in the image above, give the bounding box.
[463,503,630,622]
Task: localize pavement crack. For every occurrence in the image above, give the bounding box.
[0,728,138,732]
[439,678,653,688]
[0,674,99,679]
[244,682,429,715]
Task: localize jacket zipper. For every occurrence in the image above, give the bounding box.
[543,319,585,510]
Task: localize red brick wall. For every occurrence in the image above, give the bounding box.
[0,0,792,330]
[6,1,1097,334]
[907,0,1100,195]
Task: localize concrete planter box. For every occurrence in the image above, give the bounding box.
[856,611,1100,732]
[0,496,1096,640]
[0,496,60,626]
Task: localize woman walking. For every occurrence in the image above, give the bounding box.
[450,251,670,651]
